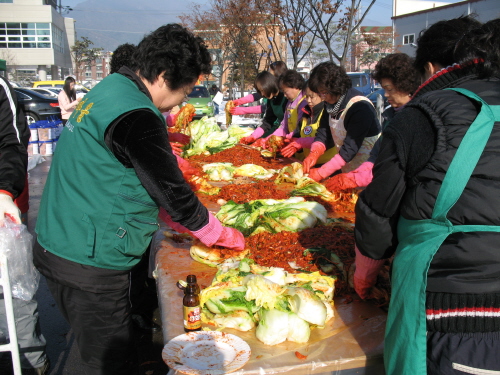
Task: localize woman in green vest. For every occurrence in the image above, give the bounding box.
[239,71,288,144]
[34,24,245,374]
[354,16,500,375]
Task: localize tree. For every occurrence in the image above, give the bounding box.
[70,37,103,82]
[305,0,378,68]
[181,0,268,97]
[355,28,394,72]
[263,0,316,69]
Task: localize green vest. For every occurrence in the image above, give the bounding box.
[262,94,287,137]
[385,88,500,375]
[36,73,164,270]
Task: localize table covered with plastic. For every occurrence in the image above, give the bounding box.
[151,222,387,375]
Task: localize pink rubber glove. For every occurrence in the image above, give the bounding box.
[166,113,175,127]
[168,132,190,145]
[285,132,295,140]
[250,127,265,139]
[353,245,386,299]
[315,153,346,179]
[351,161,374,188]
[233,94,255,106]
[230,106,262,115]
[159,209,246,250]
[324,173,358,191]
[271,125,288,138]
[302,142,326,173]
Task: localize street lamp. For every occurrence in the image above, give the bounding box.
[57,0,73,15]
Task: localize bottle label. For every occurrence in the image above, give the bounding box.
[183,305,201,330]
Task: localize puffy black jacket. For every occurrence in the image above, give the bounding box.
[0,76,30,197]
[355,64,500,295]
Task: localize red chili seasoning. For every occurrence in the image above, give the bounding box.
[245,225,356,297]
[188,145,293,168]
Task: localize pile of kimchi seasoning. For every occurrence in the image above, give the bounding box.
[204,181,289,204]
[188,145,292,169]
[246,225,355,296]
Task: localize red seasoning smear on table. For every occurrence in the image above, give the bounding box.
[204,181,289,204]
[246,225,355,296]
[188,144,293,168]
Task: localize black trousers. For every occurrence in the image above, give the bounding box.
[45,278,137,375]
[427,331,500,374]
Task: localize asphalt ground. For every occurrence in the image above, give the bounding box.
[25,156,169,375]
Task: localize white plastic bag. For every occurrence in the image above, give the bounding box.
[0,219,40,300]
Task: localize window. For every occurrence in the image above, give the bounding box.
[403,34,415,45]
[97,73,102,78]
[0,23,53,49]
[52,25,64,53]
[85,72,92,78]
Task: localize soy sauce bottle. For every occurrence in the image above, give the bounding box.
[177,274,200,294]
[183,280,201,332]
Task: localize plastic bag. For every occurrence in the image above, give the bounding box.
[0,219,40,300]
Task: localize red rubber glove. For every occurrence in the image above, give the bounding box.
[170,142,183,156]
[233,94,255,106]
[324,173,358,191]
[308,168,324,182]
[239,136,255,145]
[281,140,301,158]
[315,153,347,180]
[159,209,245,250]
[230,106,262,115]
[251,137,268,149]
[168,132,190,145]
[302,142,326,173]
[353,245,386,299]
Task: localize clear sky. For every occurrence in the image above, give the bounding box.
[62,0,396,26]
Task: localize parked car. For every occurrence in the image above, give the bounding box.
[184,85,214,119]
[366,88,389,108]
[13,88,61,125]
[347,72,375,96]
[32,80,65,88]
[28,87,59,99]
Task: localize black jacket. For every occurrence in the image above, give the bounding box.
[0,76,30,197]
[355,63,500,295]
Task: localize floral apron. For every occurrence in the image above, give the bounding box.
[329,96,380,172]
[385,88,500,375]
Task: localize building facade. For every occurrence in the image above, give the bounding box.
[0,0,75,84]
[393,0,500,56]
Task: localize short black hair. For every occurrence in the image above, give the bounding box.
[414,15,481,75]
[131,24,212,91]
[371,53,420,95]
[110,43,136,74]
[254,71,279,98]
[455,18,500,78]
[308,62,351,96]
[269,61,288,78]
[279,70,306,91]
